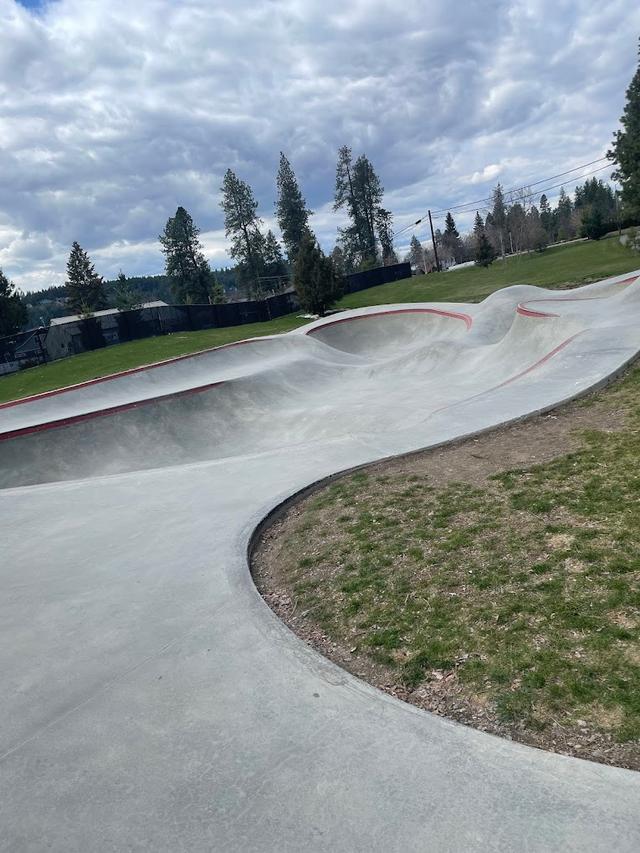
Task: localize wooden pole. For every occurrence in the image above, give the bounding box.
[428,210,441,272]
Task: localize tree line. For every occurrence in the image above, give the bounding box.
[407,176,626,273]
[1,40,639,336]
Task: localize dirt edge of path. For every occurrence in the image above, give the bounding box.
[250,365,640,771]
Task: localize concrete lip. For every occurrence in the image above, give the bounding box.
[2,272,640,851]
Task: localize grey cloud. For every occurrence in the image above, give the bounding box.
[1,0,639,291]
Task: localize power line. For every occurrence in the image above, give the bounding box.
[430,156,609,216]
[429,163,612,222]
[394,155,611,239]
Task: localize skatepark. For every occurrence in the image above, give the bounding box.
[2,272,640,850]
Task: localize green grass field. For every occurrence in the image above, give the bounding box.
[341,237,639,308]
[1,237,637,405]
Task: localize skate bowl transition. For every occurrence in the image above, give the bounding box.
[2,273,640,850]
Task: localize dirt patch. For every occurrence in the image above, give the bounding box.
[252,373,640,771]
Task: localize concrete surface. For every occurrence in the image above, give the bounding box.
[1,272,640,851]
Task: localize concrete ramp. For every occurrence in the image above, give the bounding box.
[1,272,640,851]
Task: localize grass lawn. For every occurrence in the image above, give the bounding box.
[254,364,640,769]
[341,236,639,308]
[0,313,307,404]
[2,236,638,405]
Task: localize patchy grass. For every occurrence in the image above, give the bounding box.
[2,236,638,404]
[254,362,640,768]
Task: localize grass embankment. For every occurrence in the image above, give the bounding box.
[2,237,637,405]
[341,237,639,308]
[254,364,640,769]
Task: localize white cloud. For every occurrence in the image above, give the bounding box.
[1,0,639,291]
[468,164,503,185]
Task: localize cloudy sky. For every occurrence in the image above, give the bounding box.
[1,0,639,292]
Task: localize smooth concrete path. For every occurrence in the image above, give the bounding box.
[2,272,640,851]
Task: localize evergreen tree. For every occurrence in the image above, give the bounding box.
[408,235,426,273]
[330,245,346,277]
[473,211,485,240]
[209,279,227,304]
[608,41,640,217]
[474,215,497,267]
[0,269,27,335]
[539,194,554,240]
[442,212,463,263]
[65,242,106,315]
[275,152,312,262]
[159,207,214,303]
[220,169,266,295]
[376,208,397,264]
[334,146,365,260]
[527,206,548,252]
[580,208,607,240]
[556,188,574,241]
[261,230,288,292]
[293,232,342,316]
[334,146,387,266]
[490,183,507,256]
[113,270,142,312]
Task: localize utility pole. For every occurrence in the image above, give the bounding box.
[428,210,441,272]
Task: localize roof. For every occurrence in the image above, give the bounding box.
[50,301,168,325]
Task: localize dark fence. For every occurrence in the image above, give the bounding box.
[37,290,302,364]
[1,263,414,373]
[0,327,48,374]
[344,262,412,294]
[114,291,298,343]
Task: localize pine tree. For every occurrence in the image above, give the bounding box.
[474,215,497,267]
[330,245,346,276]
[159,207,214,303]
[473,211,485,240]
[65,242,106,315]
[608,42,640,217]
[293,232,342,316]
[539,194,554,239]
[261,230,288,292]
[408,235,426,273]
[275,152,312,262]
[442,212,463,263]
[580,208,607,240]
[334,146,387,267]
[376,208,396,264]
[491,184,507,256]
[220,169,264,294]
[0,268,27,335]
[556,188,574,241]
[113,271,142,312]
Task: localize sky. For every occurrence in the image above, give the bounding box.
[1,0,639,293]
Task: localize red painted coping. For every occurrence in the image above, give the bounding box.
[516,274,639,320]
[2,322,583,444]
[0,380,226,442]
[0,335,273,412]
[0,308,474,443]
[431,332,582,419]
[516,305,559,319]
[305,307,474,333]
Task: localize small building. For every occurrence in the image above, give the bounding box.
[46,302,168,360]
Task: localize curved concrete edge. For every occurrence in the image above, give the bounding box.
[3,274,640,851]
[244,339,640,766]
[0,333,281,411]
